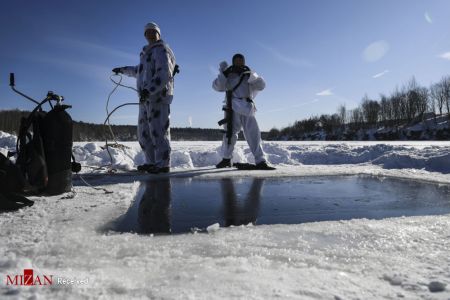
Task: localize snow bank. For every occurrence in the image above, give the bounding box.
[1,131,450,174]
[71,141,450,174]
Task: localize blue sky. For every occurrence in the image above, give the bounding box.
[1,0,450,130]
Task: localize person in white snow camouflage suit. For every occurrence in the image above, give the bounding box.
[113,22,176,174]
[213,54,274,170]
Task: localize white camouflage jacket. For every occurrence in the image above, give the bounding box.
[122,40,176,104]
[212,67,265,116]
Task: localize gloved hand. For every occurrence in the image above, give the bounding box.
[112,67,123,74]
[139,89,149,102]
[71,161,81,173]
[219,61,228,73]
[248,72,259,83]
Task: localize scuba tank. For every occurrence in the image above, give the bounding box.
[41,101,74,195]
[9,73,79,195]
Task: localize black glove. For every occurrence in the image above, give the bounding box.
[71,161,82,173]
[139,89,149,102]
[112,67,123,74]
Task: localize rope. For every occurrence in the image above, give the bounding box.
[73,75,139,193]
[104,74,139,170]
[77,173,113,194]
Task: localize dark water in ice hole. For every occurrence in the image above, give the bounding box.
[111,176,450,234]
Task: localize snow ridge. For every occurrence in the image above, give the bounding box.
[1,132,450,174]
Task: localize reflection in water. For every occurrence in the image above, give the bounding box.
[111,176,450,235]
[221,178,264,227]
[128,178,265,234]
[137,179,171,234]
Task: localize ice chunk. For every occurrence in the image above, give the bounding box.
[206,223,220,233]
[382,274,403,286]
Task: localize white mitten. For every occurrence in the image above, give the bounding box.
[248,72,259,83]
[219,61,228,72]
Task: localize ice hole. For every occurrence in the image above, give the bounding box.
[111,176,450,234]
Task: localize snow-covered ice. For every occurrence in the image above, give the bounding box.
[1,131,450,299]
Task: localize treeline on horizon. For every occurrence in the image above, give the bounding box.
[0,110,251,141]
[266,75,450,140]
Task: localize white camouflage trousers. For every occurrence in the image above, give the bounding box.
[221,112,266,164]
[138,102,171,168]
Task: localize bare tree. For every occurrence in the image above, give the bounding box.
[390,88,405,124]
[405,79,429,121]
[337,104,346,126]
[401,77,420,121]
[430,81,446,116]
[361,95,380,125]
[348,107,364,130]
[319,114,340,135]
[428,85,437,117]
[442,76,450,117]
[379,93,392,125]
[415,87,429,120]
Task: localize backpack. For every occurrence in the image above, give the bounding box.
[0,152,34,211]
[0,152,26,193]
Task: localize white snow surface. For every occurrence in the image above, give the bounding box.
[1,132,450,299]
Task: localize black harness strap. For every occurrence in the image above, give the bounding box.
[231,71,250,92]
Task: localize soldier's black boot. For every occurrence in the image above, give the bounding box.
[255,161,276,170]
[137,164,155,172]
[148,166,170,174]
[216,158,231,169]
